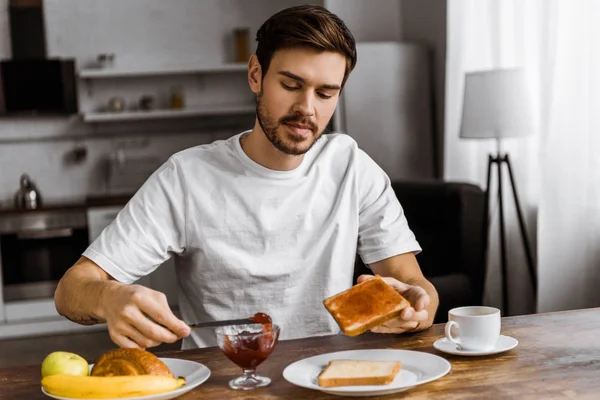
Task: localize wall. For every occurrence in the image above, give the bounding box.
[44,0,314,70]
[401,0,447,179]
[0,0,311,206]
[324,0,403,41]
[0,131,242,207]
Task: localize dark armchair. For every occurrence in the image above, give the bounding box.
[353,180,487,323]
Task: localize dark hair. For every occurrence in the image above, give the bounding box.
[255,4,357,87]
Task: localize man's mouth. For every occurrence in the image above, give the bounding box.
[285,122,312,130]
[284,122,314,137]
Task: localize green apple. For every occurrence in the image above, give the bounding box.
[41,351,89,378]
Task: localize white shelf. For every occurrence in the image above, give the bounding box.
[83,104,255,123]
[79,63,248,79]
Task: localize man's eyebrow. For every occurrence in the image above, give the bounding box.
[277,70,342,90]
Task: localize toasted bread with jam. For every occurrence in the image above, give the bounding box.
[323,275,410,336]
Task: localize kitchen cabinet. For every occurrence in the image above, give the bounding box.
[86,206,179,309]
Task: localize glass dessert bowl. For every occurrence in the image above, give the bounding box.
[215,314,280,390]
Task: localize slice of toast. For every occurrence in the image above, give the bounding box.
[317,359,402,387]
[323,275,410,336]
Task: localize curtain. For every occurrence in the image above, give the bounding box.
[445,0,600,314]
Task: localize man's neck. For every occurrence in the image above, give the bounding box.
[240,122,305,171]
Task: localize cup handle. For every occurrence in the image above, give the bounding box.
[445,320,460,346]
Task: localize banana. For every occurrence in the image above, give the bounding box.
[41,374,186,398]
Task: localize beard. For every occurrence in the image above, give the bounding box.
[256,91,325,156]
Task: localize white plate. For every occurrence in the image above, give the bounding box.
[433,335,519,356]
[283,349,451,397]
[42,358,210,400]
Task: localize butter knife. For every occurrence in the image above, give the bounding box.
[188,318,255,329]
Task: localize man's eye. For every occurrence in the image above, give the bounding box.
[282,83,300,91]
[318,92,333,99]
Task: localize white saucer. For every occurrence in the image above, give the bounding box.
[433,335,518,356]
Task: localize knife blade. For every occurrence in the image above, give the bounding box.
[188,318,255,329]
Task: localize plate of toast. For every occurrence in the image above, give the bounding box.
[283,276,451,396]
[283,349,451,397]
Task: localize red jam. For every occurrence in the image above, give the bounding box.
[222,312,277,369]
[249,312,272,324]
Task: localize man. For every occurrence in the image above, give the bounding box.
[55,4,439,350]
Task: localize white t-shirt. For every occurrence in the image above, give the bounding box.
[83,131,421,348]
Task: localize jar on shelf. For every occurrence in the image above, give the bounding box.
[170,86,185,109]
[233,28,250,63]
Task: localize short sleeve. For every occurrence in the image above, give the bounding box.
[83,156,187,283]
[356,149,421,265]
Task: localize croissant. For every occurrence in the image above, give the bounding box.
[90,348,174,378]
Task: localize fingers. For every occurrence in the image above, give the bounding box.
[108,328,144,349]
[107,287,190,349]
[400,307,428,322]
[369,308,428,334]
[356,274,375,284]
[122,307,180,344]
[414,293,431,311]
[371,320,418,334]
[358,274,412,292]
[111,302,177,348]
[360,275,429,310]
[117,324,162,349]
[133,291,191,338]
[403,289,429,312]
[357,275,430,335]
[379,277,430,312]
[378,276,411,292]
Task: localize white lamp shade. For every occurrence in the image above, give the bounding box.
[459,68,534,139]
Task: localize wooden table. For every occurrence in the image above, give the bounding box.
[2,308,600,399]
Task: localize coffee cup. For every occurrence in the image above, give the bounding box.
[445,306,500,351]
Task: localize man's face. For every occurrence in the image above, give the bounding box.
[250,47,346,155]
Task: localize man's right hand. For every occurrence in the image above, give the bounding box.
[100,283,191,349]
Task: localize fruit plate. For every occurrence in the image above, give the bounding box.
[41,358,210,400]
[283,349,451,397]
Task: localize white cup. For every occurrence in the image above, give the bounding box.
[444,306,501,351]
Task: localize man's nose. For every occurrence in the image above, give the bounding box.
[293,91,315,116]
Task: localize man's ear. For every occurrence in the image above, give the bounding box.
[248,54,262,95]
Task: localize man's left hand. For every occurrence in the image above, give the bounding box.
[357,274,430,334]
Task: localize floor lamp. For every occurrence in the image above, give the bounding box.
[459,68,537,316]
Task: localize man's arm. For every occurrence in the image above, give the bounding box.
[55,257,118,325]
[365,252,439,332]
[55,157,190,349]
[55,256,190,349]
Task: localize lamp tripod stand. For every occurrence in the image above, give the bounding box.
[484,151,537,315]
